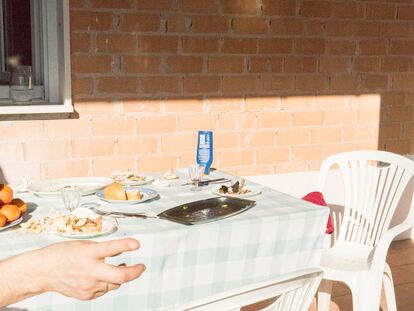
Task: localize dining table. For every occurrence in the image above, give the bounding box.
[0,170,329,311]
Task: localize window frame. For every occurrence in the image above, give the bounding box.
[0,0,72,115]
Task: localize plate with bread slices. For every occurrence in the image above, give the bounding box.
[111,170,154,186]
[96,183,159,204]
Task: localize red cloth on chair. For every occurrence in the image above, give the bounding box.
[302,191,334,234]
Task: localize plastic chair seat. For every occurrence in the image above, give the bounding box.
[321,242,373,271]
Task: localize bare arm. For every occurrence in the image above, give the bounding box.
[0,238,146,307]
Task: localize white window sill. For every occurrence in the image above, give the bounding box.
[0,101,73,114]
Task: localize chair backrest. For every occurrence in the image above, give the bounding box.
[318,151,414,247]
[176,268,322,311]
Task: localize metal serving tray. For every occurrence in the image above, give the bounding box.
[158,197,256,225]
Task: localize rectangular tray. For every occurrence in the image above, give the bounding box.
[157,197,256,225]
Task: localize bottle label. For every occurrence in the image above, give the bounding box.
[197,131,213,174]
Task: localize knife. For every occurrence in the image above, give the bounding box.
[181,178,230,186]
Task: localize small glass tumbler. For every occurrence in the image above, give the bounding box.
[10,65,33,102]
[188,164,205,191]
[61,187,81,212]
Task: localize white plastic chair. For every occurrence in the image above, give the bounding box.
[171,268,322,311]
[316,151,414,311]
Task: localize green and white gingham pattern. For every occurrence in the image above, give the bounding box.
[1,171,328,311]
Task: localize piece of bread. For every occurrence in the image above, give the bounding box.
[125,188,143,201]
[103,183,127,200]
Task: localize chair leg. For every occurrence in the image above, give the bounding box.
[381,263,397,311]
[317,280,333,311]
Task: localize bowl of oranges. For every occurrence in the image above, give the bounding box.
[0,184,27,232]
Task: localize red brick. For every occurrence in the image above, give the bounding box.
[332,2,363,19]
[90,0,131,8]
[296,75,328,91]
[366,3,396,20]
[166,56,203,73]
[359,40,387,55]
[326,40,356,55]
[70,0,85,8]
[232,17,269,34]
[208,57,244,73]
[381,23,412,37]
[330,75,359,91]
[122,56,161,73]
[398,5,414,20]
[222,38,257,54]
[259,75,294,92]
[270,18,303,35]
[270,58,284,72]
[183,76,219,93]
[392,74,414,90]
[222,0,258,14]
[70,33,90,53]
[136,0,176,11]
[248,57,270,73]
[180,0,218,13]
[222,76,257,94]
[96,34,136,53]
[97,77,137,94]
[261,0,296,15]
[326,21,354,37]
[319,57,350,73]
[362,74,388,90]
[258,38,292,54]
[300,1,331,18]
[382,57,410,72]
[72,78,93,96]
[355,22,382,37]
[120,13,160,32]
[137,36,178,53]
[72,55,112,74]
[295,39,325,54]
[141,76,181,94]
[304,20,325,36]
[182,37,219,53]
[354,57,381,72]
[390,40,414,55]
[191,16,228,33]
[70,11,112,31]
[166,15,186,32]
[284,57,317,73]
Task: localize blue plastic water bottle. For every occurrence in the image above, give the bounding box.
[196,130,213,174]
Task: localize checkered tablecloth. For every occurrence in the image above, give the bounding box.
[1,170,328,311]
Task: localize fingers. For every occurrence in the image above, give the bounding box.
[95,263,146,285]
[94,238,140,258]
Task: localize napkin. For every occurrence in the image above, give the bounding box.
[302,191,334,234]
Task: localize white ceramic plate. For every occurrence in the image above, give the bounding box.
[0,216,23,232]
[96,187,159,205]
[211,186,262,198]
[47,217,117,239]
[27,177,113,199]
[116,176,154,186]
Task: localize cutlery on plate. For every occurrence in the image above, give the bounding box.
[88,206,158,219]
[181,178,230,186]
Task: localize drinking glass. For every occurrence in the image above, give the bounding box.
[10,65,33,102]
[61,187,81,212]
[188,164,205,191]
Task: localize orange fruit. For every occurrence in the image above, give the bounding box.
[11,198,27,214]
[0,184,13,204]
[0,213,6,227]
[0,204,21,222]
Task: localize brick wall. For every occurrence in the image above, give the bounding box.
[0,0,413,182]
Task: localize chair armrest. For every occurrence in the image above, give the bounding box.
[372,220,414,270]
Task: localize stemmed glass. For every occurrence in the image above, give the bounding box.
[188,164,205,191]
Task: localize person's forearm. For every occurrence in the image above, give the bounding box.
[0,248,49,307]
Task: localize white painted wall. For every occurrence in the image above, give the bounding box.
[246,170,414,240]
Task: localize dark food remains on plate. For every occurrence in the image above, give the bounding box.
[218,179,251,195]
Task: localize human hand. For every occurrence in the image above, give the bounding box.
[35,238,145,300]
